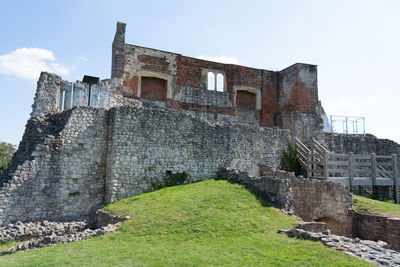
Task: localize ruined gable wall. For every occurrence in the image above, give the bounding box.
[278,63,318,113]
[276,64,323,143]
[112,22,322,138]
[119,43,282,126]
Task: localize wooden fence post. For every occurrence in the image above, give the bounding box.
[307,151,311,178]
[348,152,353,190]
[324,151,329,180]
[392,154,399,204]
[371,153,377,197]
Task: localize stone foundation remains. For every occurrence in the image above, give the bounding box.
[279,223,400,266]
[0,210,125,256]
[219,167,400,253]
[218,167,353,236]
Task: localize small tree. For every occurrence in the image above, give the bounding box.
[280,139,302,176]
[0,142,16,174]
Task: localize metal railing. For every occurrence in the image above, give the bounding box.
[57,82,111,112]
[322,114,365,135]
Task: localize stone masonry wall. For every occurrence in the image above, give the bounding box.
[351,210,400,251]
[276,111,324,145]
[31,72,68,117]
[0,107,108,226]
[0,102,289,225]
[104,105,289,203]
[324,133,400,155]
[291,179,353,236]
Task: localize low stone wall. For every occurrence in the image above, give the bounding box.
[291,179,353,236]
[279,225,399,266]
[0,220,121,256]
[258,164,296,179]
[351,210,400,251]
[218,168,353,235]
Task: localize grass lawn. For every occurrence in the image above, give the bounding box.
[0,242,16,252]
[0,180,370,266]
[353,194,400,217]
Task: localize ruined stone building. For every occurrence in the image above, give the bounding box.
[111,22,323,142]
[0,22,399,231]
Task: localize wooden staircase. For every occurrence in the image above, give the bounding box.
[295,138,328,179]
[294,137,400,203]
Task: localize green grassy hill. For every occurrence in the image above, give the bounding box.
[353,194,400,217]
[0,180,369,266]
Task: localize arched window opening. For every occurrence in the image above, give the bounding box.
[207,72,215,90]
[216,73,224,92]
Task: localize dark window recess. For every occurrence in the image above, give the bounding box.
[236,91,257,111]
[141,77,167,101]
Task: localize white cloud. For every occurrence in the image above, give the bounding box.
[196,55,239,64]
[0,48,70,80]
[78,56,88,62]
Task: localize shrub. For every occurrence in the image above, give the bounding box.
[165,172,187,187]
[280,139,302,176]
[151,171,188,190]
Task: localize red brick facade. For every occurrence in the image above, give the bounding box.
[141,77,167,101]
[112,22,320,129]
[236,91,257,111]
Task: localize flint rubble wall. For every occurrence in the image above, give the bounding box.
[0,96,289,225]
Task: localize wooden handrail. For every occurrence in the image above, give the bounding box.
[294,137,399,203]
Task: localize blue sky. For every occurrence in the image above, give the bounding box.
[1,0,399,144]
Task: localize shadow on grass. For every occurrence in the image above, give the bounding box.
[221,178,274,208]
